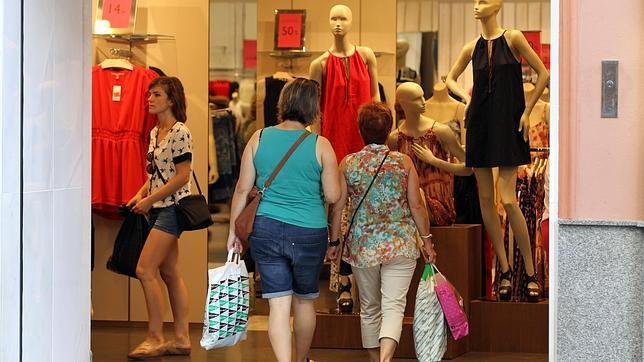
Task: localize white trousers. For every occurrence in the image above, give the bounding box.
[353,256,417,348]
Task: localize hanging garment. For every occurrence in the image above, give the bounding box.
[396,123,456,226]
[321,46,372,162]
[467,31,531,167]
[92,65,158,217]
[529,105,550,148]
[263,76,288,127]
[209,110,241,203]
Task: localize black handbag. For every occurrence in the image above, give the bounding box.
[155,166,214,231]
[107,205,150,278]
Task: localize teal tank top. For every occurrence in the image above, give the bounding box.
[254,127,326,228]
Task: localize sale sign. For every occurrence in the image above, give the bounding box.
[275,10,306,50]
[101,0,133,28]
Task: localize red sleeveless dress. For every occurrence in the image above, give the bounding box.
[321,48,372,162]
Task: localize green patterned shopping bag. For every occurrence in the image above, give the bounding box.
[200,250,250,350]
[413,263,447,361]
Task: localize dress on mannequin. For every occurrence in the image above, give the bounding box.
[321,46,372,162]
[467,31,531,167]
[395,124,455,226]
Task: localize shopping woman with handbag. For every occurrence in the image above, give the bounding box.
[328,102,437,362]
[227,78,341,362]
[126,76,193,358]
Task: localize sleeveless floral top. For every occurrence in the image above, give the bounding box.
[342,144,419,268]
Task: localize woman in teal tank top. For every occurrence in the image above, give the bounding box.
[227,78,340,362]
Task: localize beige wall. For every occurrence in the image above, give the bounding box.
[91,0,209,323]
[559,0,644,221]
[257,0,396,112]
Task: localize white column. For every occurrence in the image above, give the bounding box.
[0,1,23,360]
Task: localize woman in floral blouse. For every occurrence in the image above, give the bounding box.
[328,102,436,362]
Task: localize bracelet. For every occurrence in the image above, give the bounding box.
[328,239,340,247]
[420,233,433,239]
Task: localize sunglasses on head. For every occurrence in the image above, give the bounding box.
[146,151,156,175]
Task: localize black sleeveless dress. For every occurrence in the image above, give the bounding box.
[466,31,530,167]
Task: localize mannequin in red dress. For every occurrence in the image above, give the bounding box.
[309,4,380,163]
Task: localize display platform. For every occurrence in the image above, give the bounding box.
[470,298,549,353]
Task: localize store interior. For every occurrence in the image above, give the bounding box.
[90,0,551,360]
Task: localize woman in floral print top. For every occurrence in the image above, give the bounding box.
[328,102,435,361]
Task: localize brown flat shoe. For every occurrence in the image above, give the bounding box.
[127,341,167,360]
[163,341,191,356]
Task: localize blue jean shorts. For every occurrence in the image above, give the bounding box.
[148,206,182,237]
[250,216,328,299]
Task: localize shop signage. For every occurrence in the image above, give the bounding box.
[95,0,138,35]
[274,9,306,50]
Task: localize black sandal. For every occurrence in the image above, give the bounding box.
[498,267,513,301]
[337,278,353,314]
[525,273,541,303]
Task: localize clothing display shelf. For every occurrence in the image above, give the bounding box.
[93,33,175,46]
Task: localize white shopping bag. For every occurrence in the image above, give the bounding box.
[200,250,250,350]
[413,263,448,362]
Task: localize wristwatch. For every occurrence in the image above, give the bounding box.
[329,239,340,247]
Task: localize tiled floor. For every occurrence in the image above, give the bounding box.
[91,323,547,362]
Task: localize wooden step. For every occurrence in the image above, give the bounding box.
[469,298,548,353]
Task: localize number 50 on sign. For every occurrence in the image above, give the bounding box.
[274,10,306,51]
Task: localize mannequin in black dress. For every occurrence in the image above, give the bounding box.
[446,0,548,302]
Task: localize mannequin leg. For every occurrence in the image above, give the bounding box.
[498,167,539,297]
[473,168,510,273]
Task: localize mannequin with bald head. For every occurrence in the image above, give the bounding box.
[445,0,549,302]
[388,82,471,227]
[309,4,380,150]
[396,38,420,86]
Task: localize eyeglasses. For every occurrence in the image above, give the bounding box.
[146,151,156,175]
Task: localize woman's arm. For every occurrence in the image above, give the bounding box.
[327,159,348,261]
[405,155,436,263]
[226,130,261,251]
[318,136,341,204]
[131,161,191,214]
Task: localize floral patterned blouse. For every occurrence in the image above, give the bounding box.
[342,144,420,268]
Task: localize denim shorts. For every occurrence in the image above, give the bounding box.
[148,206,182,237]
[250,216,328,299]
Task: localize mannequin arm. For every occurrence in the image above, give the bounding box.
[309,58,324,134]
[386,130,400,151]
[411,143,473,176]
[511,30,549,114]
[446,40,475,105]
[365,48,380,102]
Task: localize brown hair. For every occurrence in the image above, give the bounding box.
[148,76,187,123]
[358,102,393,145]
[277,78,320,126]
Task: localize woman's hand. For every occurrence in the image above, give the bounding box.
[132,197,154,214]
[227,234,243,253]
[326,245,339,262]
[126,194,142,208]
[411,143,437,165]
[518,112,530,142]
[423,240,437,264]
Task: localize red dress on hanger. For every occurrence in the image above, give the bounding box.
[92,65,158,217]
[321,47,372,162]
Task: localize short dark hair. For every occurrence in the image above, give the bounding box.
[277,78,320,126]
[358,102,393,145]
[148,76,187,123]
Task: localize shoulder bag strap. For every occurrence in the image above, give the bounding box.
[345,151,390,236]
[260,130,311,192]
